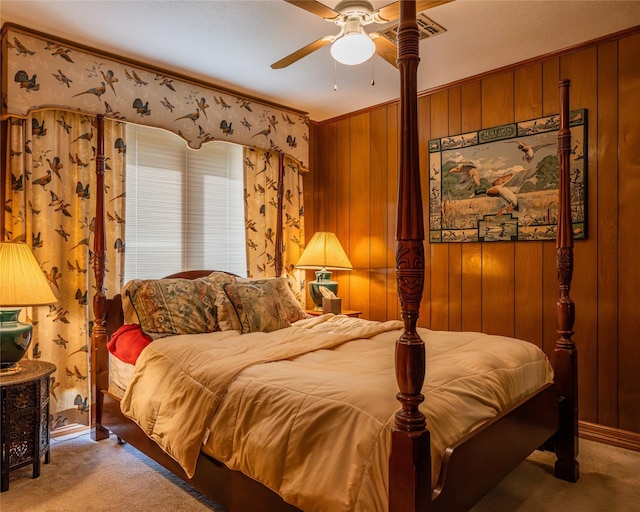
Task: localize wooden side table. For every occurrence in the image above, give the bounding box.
[0,359,56,492]
[306,309,362,318]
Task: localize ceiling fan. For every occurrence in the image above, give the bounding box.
[271,0,451,69]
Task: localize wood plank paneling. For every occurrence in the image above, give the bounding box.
[460,82,483,332]
[514,64,544,347]
[618,32,640,433]
[304,121,337,307]
[386,105,399,321]
[480,72,516,337]
[307,28,640,437]
[596,40,619,428]
[561,46,599,424]
[336,119,351,307]
[430,90,450,330]
[541,58,560,360]
[370,107,388,321]
[417,95,432,328]
[349,114,371,318]
[448,87,463,332]
[325,122,339,233]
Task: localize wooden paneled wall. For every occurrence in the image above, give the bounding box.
[305,28,640,438]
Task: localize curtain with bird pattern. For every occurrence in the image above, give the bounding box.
[243,148,306,308]
[4,110,126,430]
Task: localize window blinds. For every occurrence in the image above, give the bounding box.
[125,124,246,280]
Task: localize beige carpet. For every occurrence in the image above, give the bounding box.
[1,432,638,511]
[470,439,640,512]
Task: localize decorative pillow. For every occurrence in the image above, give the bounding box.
[238,277,307,324]
[107,324,152,364]
[121,280,141,325]
[215,289,242,331]
[201,271,238,290]
[223,281,291,334]
[125,278,218,339]
[201,272,240,331]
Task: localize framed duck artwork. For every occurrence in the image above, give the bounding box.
[428,110,587,242]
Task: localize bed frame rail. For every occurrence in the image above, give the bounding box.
[101,391,301,512]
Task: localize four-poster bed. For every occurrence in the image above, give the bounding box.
[90,3,579,511]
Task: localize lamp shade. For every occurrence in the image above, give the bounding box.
[330,18,375,66]
[296,233,352,310]
[0,242,57,306]
[296,232,353,270]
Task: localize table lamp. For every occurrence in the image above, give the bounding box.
[295,232,352,310]
[0,242,57,373]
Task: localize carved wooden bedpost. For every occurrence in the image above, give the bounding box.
[389,2,430,511]
[553,80,579,482]
[91,114,109,441]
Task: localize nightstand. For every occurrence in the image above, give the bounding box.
[0,359,56,492]
[306,309,362,318]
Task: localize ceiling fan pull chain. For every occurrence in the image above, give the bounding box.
[371,56,375,86]
[334,60,338,91]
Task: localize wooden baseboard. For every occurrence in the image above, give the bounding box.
[51,423,90,439]
[579,421,640,452]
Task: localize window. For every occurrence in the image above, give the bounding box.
[124,123,246,280]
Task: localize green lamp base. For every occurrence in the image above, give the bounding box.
[308,270,339,310]
[0,308,33,371]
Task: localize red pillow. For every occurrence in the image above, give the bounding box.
[107,324,152,364]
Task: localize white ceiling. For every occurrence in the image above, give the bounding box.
[2,0,640,121]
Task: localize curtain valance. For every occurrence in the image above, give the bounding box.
[1,24,309,170]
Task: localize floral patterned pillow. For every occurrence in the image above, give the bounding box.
[215,289,242,331]
[201,271,238,290]
[202,271,240,331]
[237,277,307,324]
[121,280,142,325]
[223,281,291,334]
[125,278,218,339]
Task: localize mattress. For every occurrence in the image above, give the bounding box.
[108,353,134,398]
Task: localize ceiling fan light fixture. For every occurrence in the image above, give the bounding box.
[330,19,375,66]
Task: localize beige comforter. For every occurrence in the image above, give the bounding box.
[121,315,553,512]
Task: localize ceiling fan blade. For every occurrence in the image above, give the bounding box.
[271,35,335,69]
[284,0,341,20]
[373,0,452,23]
[370,33,398,69]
